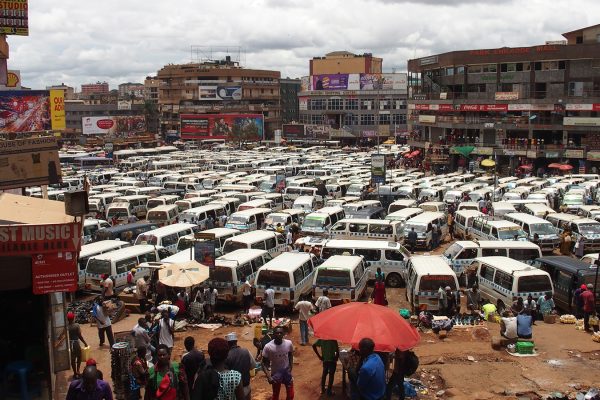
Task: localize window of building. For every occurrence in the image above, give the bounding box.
[468,64,496,74]
[379,100,392,110]
[311,114,323,125]
[456,66,465,74]
[391,114,406,125]
[361,99,374,110]
[446,67,455,76]
[500,63,517,72]
[310,99,326,110]
[569,81,584,97]
[328,98,343,110]
[361,114,375,125]
[346,99,359,110]
[393,100,407,110]
[542,61,559,70]
[378,114,390,125]
[467,84,486,92]
[344,114,358,126]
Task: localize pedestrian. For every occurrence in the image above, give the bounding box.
[466,284,482,312]
[517,309,533,339]
[375,267,385,283]
[371,278,387,306]
[145,344,189,400]
[437,286,448,316]
[511,297,525,315]
[130,346,149,400]
[581,284,596,332]
[316,289,332,313]
[532,233,541,248]
[276,223,284,234]
[560,230,572,255]
[66,366,113,400]
[430,221,438,249]
[225,332,255,400]
[262,327,294,400]
[94,297,115,347]
[127,268,137,288]
[242,279,253,315]
[445,286,459,318]
[158,309,175,353]
[448,214,455,240]
[181,336,206,395]
[536,292,556,319]
[203,286,218,318]
[312,339,339,397]
[286,229,293,250]
[207,215,215,229]
[407,227,417,253]
[132,318,153,357]
[356,338,385,400]
[136,275,150,313]
[294,294,315,346]
[575,236,585,258]
[573,284,586,319]
[262,283,275,329]
[67,312,88,378]
[500,311,518,340]
[102,275,115,298]
[85,359,105,380]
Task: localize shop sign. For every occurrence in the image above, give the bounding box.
[495,92,519,101]
[564,149,585,158]
[504,150,527,156]
[32,253,78,294]
[475,147,493,155]
[563,117,600,127]
[419,56,438,66]
[587,151,600,161]
[418,115,436,123]
[526,151,537,158]
[565,104,600,111]
[545,151,560,158]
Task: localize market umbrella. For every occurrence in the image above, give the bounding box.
[518,164,533,171]
[547,163,562,169]
[452,146,475,158]
[308,302,420,352]
[558,164,573,171]
[480,159,495,168]
[159,260,210,288]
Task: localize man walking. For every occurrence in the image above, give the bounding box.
[294,294,315,346]
[158,309,175,353]
[573,284,586,319]
[181,336,205,394]
[94,298,115,347]
[262,283,275,328]
[312,339,339,396]
[262,327,294,400]
[407,228,417,254]
[242,279,253,315]
[66,366,113,400]
[581,284,596,332]
[225,332,255,400]
[316,290,332,313]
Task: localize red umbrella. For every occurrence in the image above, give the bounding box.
[548,163,562,169]
[518,164,533,171]
[308,302,420,352]
[558,164,573,171]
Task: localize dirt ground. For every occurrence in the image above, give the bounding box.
[59,241,600,399]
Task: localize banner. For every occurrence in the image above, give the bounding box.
[81,115,146,136]
[275,173,286,191]
[199,85,242,101]
[0,0,28,36]
[0,136,62,189]
[0,90,53,133]
[359,73,407,90]
[180,113,263,141]
[300,76,310,92]
[49,89,66,130]
[371,154,386,184]
[313,74,351,91]
[563,117,600,127]
[194,240,215,268]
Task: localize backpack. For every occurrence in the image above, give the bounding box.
[191,366,220,400]
[404,350,419,376]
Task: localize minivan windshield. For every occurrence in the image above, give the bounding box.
[209,266,233,282]
[529,223,557,235]
[222,240,247,253]
[497,228,527,240]
[419,275,457,291]
[404,224,426,233]
[316,269,351,287]
[147,211,168,221]
[579,223,600,235]
[257,270,290,287]
[517,275,552,293]
[86,259,111,275]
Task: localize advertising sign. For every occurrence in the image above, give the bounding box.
[117,100,131,110]
[371,154,386,184]
[299,97,308,111]
[563,117,600,127]
[0,0,28,35]
[0,221,81,255]
[0,70,21,89]
[313,74,351,91]
[359,73,407,90]
[81,115,146,136]
[495,92,519,100]
[49,90,66,131]
[0,136,62,189]
[180,113,263,141]
[194,240,215,268]
[564,149,585,158]
[305,124,330,140]
[282,124,305,139]
[275,173,286,192]
[199,85,242,101]
[32,252,78,294]
[300,76,310,92]
[418,115,436,123]
[0,90,54,133]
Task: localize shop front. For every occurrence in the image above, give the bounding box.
[0,193,81,399]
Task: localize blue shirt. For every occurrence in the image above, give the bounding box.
[517,314,532,337]
[357,353,386,400]
[66,379,113,400]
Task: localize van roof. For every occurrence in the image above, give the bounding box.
[216,249,269,267]
[337,218,397,225]
[536,256,598,275]
[230,207,272,216]
[239,199,273,207]
[452,240,541,250]
[308,206,344,216]
[148,204,179,212]
[80,240,129,257]
[455,210,483,217]
[405,211,445,223]
[476,219,519,228]
[90,244,156,261]
[317,255,363,270]
[505,213,550,224]
[475,256,547,276]
[409,255,456,274]
[225,230,280,243]
[258,252,312,271]
[138,223,196,237]
[323,239,400,250]
[547,213,582,222]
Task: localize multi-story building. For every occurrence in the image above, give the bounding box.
[298,51,408,145]
[118,82,145,99]
[407,24,600,172]
[280,78,301,123]
[156,58,281,140]
[46,83,75,100]
[81,81,109,95]
[144,76,160,104]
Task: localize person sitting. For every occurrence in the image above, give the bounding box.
[511,297,524,315]
[500,311,518,341]
[517,309,533,339]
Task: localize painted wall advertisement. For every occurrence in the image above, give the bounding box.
[180,113,263,141]
[81,115,146,136]
[310,73,407,91]
[0,90,66,134]
[0,136,62,189]
[199,85,242,101]
[0,221,82,294]
[371,154,386,184]
[0,0,28,35]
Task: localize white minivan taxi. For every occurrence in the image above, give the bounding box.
[312,255,368,304]
[405,255,459,313]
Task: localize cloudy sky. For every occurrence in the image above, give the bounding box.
[7,0,600,90]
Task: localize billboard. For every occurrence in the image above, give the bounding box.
[180,113,263,141]
[312,74,360,91]
[282,124,305,139]
[0,90,55,133]
[49,90,65,131]
[199,85,242,101]
[81,115,147,136]
[305,124,330,139]
[371,154,386,184]
[194,240,215,268]
[300,76,310,92]
[359,73,407,90]
[0,136,62,190]
[0,0,28,36]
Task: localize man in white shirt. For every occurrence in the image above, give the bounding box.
[286,230,293,250]
[242,279,253,314]
[294,294,315,345]
[316,290,332,313]
[95,298,115,347]
[203,286,218,318]
[135,275,149,313]
[262,284,275,328]
[262,327,294,400]
[158,309,175,351]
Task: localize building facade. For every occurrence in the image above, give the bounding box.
[280,78,301,123]
[81,81,109,95]
[407,24,600,172]
[118,82,145,99]
[46,83,75,100]
[298,51,408,144]
[156,59,281,140]
[144,76,160,104]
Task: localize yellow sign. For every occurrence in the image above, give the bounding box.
[49,90,66,130]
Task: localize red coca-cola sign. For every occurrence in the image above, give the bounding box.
[96,119,114,129]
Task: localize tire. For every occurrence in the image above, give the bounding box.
[386,273,404,288]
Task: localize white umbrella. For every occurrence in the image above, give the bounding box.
[159,260,210,287]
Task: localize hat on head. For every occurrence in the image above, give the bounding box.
[86,359,97,366]
[445,286,451,291]
[131,268,137,274]
[225,332,238,342]
[581,284,588,290]
[67,312,75,321]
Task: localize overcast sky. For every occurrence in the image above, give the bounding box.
[7,0,600,90]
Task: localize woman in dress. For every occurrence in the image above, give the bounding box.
[371,276,387,306]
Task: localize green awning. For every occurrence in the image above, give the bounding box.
[452,146,475,158]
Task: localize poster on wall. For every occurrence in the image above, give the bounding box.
[300,76,310,91]
[81,115,146,136]
[180,113,264,141]
[0,136,62,189]
[0,0,28,35]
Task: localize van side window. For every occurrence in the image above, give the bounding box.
[510,249,540,261]
[557,270,573,290]
[355,249,380,261]
[293,267,304,285]
[251,257,265,271]
[480,264,495,281]
[276,234,286,246]
[385,250,404,261]
[456,248,478,259]
[371,225,393,235]
[251,241,266,250]
[494,270,513,291]
[491,227,498,238]
[265,237,276,249]
[116,257,137,275]
[162,233,179,247]
[353,223,368,233]
[481,248,507,257]
[331,222,346,232]
[236,263,253,282]
[302,260,313,276]
[354,264,364,282]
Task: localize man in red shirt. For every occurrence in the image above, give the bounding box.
[581,284,596,332]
